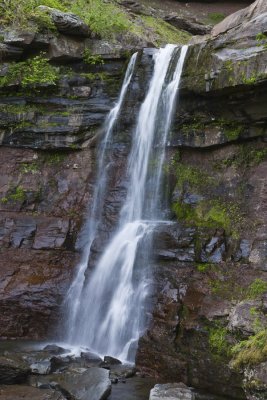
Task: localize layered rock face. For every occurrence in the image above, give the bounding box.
[137,1,267,398]
[0,146,94,338]
[0,0,267,398]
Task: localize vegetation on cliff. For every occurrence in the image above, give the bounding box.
[0,0,191,44]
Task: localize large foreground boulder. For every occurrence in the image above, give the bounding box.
[32,367,111,400]
[0,355,31,384]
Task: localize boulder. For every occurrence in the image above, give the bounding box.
[0,43,23,61]
[80,351,102,364]
[37,6,91,37]
[212,0,267,37]
[30,360,52,375]
[48,35,85,61]
[164,15,211,35]
[149,383,195,400]
[42,367,111,400]
[43,344,69,354]
[228,300,266,336]
[3,30,35,47]
[0,354,30,384]
[103,356,122,365]
[244,362,267,399]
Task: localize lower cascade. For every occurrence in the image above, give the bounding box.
[64,44,188,361]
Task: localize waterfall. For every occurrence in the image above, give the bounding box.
[64,52,138,342]
[64,45,188,362]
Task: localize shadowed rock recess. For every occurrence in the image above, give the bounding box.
[0,0,267,399]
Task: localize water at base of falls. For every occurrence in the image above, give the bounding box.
[63,44,188,362]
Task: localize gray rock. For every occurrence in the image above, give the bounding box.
[0,43,23,61]
[37,6,91,37]
[33,218,69,250]
[110,364,136,379]
[103,356,122,365]
[165,15,211,36]
[212,0,267,37]
[3,30,35,47]
[48,367,111,400]
[48,35,85,61]
[85,39,124,59]
[228,300,266,336]
[80,351,102,363]
[249,240,267,270]
[30,360,52,375]
[43,344,68,354]
[149,383,195,400]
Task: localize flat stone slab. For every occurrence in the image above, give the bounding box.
[0,385,66,400]
[149,383,195,400]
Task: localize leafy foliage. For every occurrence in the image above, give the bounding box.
[0,0,67,26]
[83,49,104,66]
[0,53,59,88]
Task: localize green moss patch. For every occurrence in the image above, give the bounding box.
[139,15,191,46]
[231,329,267,369]
[0,53,59,89]
[173,199,242,238]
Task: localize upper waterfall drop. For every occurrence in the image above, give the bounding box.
[63,44,188,362]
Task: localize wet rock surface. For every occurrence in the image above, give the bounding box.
[149,383,195,400]
[0,354,30,384]
[0,0,267,399]
[0,146,94,338]
[0,385,66,400]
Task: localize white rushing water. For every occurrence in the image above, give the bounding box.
[64,52,138,342]
[64,45,188,361]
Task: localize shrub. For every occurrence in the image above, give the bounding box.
[0,53,59,88]
[83,49,104,66]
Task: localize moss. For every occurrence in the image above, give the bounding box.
[71,0,131,38]
[173,199,242,238]
[0,104,39,114]
[247,279,267,299]
[224,125,243,141]
[231,329,267,369]
[196,263,215,273]
[43,151,66,165]
[206,12,225,24]
[20,162,39,174]
[209,325,230,357]
[175,163,209,190]
[1,186,27,203]
[242,73,258,85]
[256,32,267,50]
[134,16,191,46]
[180,118,245,141]
[219,145,267,169]
[0,0,66,27]
[0,53,59,89]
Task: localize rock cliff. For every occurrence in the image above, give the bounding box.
[136,1,267,398]
[0,0,266,399]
